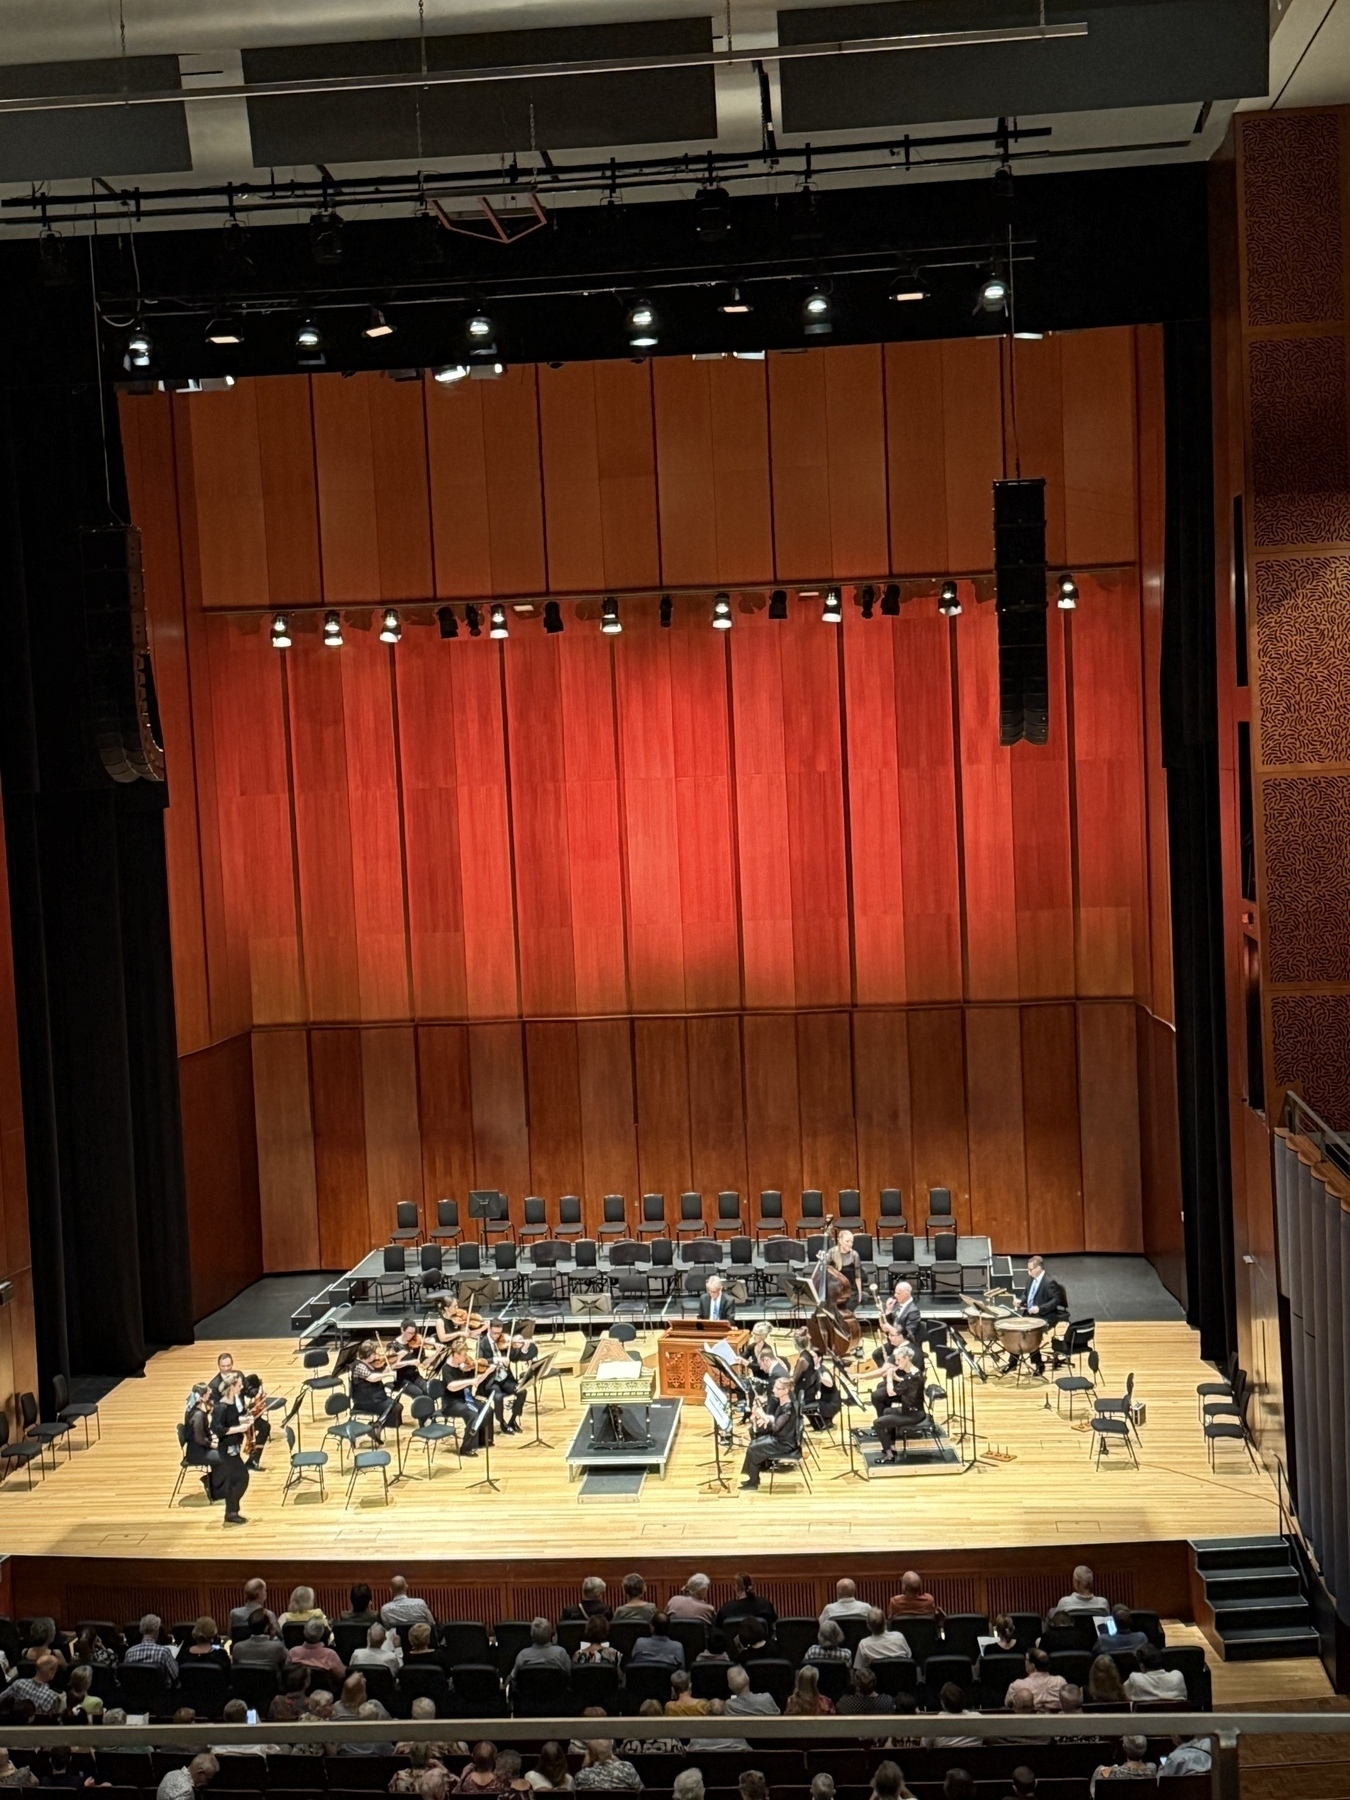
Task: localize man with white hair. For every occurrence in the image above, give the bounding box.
[820,1579,872,1625]
[379,1575,435,1632]
[698,1276,736,1324]
[1054,1566,1110,1617]
[124,1617,180,1686]
[668,1575,717,1626]
[672,1772,704,1800]
[884,1281,921,1342]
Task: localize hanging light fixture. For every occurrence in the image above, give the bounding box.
[379,608,401,643]
[489,603,509,639]
[323,610,343,646]
[1057,573,1079,610]
[711,593,733,631]
[270,613,291,650]
[823,587,843,624]
[601,596,622,635]
[938,580,962,617]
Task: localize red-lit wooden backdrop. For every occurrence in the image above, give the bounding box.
[119,329,1178,1315]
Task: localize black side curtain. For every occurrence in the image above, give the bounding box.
[1161,317,1238,1366]
[0,373,192,1391]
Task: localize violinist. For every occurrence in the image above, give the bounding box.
[433,1295,484,1347]
[389,1322,426,1390]
[475,1321,526,1433]
[184,1387,216,1502]
[741,1375,798,1490]
[209,1370,250,1526]
[791,1329,841,1430]
[501,1331,539,1433]
[239,1371,272,1469]
[439,1338,495,1455]
[350,1338,399,1440]
[872,1344,927,1465]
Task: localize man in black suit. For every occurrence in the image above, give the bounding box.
[698,1274,737,1324]
[741,1376,798,1489]
[1006,1256,1068,1375]
[883,1279,922,1342]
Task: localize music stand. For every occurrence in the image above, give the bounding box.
[829,1363,867,1482]
[701,1374,734,1494]
[458,1276,497,1313]
[517,1352,554,1449]
[280,1388,305,1451]
[465,1395,501,1492]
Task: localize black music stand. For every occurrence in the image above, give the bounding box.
[517,1352,554,1449]
[465,1395,501,1493]
[831,1364,867,1482]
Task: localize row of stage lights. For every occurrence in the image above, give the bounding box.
[269,574,1082,648]
[123,269,1019,374]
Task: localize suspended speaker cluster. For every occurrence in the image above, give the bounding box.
[993,478,1049,746]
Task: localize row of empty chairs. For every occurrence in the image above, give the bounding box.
[392,1188,960,1246]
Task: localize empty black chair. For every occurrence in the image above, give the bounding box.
[852,1232,875,1266]
[228,1664,280,1713]
[281,1621,309,1647]
[868,1658,918,1699]
[650,1237,675,1268]
[439,1622,491,1665]
[620,1662,672,1706]
[382,1245,407,1274]
[755,1190,786,1239]
[418,1244,445,1289]
[0,1413,43,1489]
[398,1663,450,1714]
[358,1663,398,1713]
[941,1614,989,1661]
[1057,1348,1101,1420]
[743,1657,794,1708]
[520,1196,550,1242]
[714,1191,744,1237]
[570,1660,620,1710]
[813,1659,850,1702]
[511,1664,572,1717]
[117,1661,174,1717]
[837,1616,870,1651]
[456,1242,482,1272]
[666,1620,707,1662]
[390,1200,421,1244]
[574,1238,599,1269]
[52,1372,100,1447]
[689,1661,731,1702]
[493,1241,519,1272]
[494,1620,534,1677]
[837,1187,863,1223]
[609,1620,651,1659]
[1048,1650,1093,1689]
[676,1192,705,1237]
[728,1235,754,1266]
[1129,1609,1165,1649]
[95,1754,154,1788]
[598,1194,628,1239]
[557,1195,584,1239]
[977,1652,1025,1706]
[1008,1613,1043,1651]
[430,1198,462,1243]
[887,1233,918,1278]
[796,1190,825,1236]
[22,1390,71,1466]
[479,1190,514,1244]
[639,1193,668,1238]
[178,1659,231,1719]
[681,1237,722,1265]
[260,1757,322,1790]
[925,1186,954,1237]
[331,1622,370,1663]
[932,1231,958,1261]
[773,1617,818,1666]
[877,1187,906,1235]
[921,1653,972,1705]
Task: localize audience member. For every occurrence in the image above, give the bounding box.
[695,1700,750,1755]
[393,1698,464,1764]
[389,1744,450,1800]
[612,1576,657,1625]
[809,1778,835,1800]
[524,1744,573,1792]
[381,1577,436,1633]
[617,1699,681,1756]
[1000,1770,1037,1799]
[853,1611,912,1670]
[212,1698,281,1757]
[667,1576,716,1626]
[1087,1657,1125,1704]
[1122,1648,1186,1704]
[1159,1738,1212,1778]
[154,1757,218,1800]
[71,1627,117,1670]
[671,1773,703,1800]
[665,1671,708,1717]
[278,1588,328,1629]
[511,1621,572,1684]
[1037,1612,1086,1656]
[8,1656,67,1717]
[0,1749,37,1789]
[184,1620,230,1669]
[886,1574,942,1622]
[562,1579,610,1625]
[726,1666,779,1717]
[869,1763,913,1800]
[921,1685,980,1749]
[990,1616,1019,1653]
[942,1775,975,1800]
[20,1621,68,1673]
[697,1632,730,1664]
[1054,1567,1109,1618]
[784,1666,834,1716]
[835,1667,889,1718]
[736,1774,767,1800]
[805,1622,852,1665]
[288,1618,345,1681]
[232,1612,286,1671]
[125,1617,180,1685]
[574,1741,643,1791]
[1090,1736,1156,1792]
[1094,1608,1148,1657]
[350,1624,402,1672]
[340,1585,379,1626]
[574,1620,620,1666]
[228,1580,276,1639]
[1005,1650,1067,1714]
[627,1617,684,1669]
[716,1578,777,1633]
[819,1581,871,1626]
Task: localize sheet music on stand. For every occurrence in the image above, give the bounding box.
[702,1373,734,1493]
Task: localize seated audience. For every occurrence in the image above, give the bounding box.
[942,1776,976,1800]
[1005,1650,1067,1713]
[454,1744,511,1796]
[836,1666,889,1717]
[921,1685,980,1749]
[1055,1566,1110,1617]
[726,1665,779,1717]
[71,1627,117,1670]
[694,1699,750,1755]
[805,1621,852,1665]
[1122,1647,1187,1704]
[288,1618,345,1681]
[1160,1738,1212,1777]
[1093,1607,1149,1658]
[389,1744,450,1800]
[716,1577,777,1633]
[278,1587,328,1629]
[612,1575,657,1625]
[1001,1770,1037,1799]
[671,1773,703,1800]
[574,1741,643,1791]
[665,1671,708,1716]
[341,1585,379,1626]
[853,1610,912,1669]
[155,1757,218,1800]
[125,1616,180,1684]
[20,1621,67,1673]
[574,1620,620,1666]
[1038,1611,1088,1656]
[394,1697,465,1764]
[809,1779,835,1800]
[784,1666,834,1715]
[0,1748,37,1789]
[697,1631,730,1663]
[8,1656,65,1717]
[869,1763,914,1800]
[886,1574,942,1622]
[511,1621,572,1684]
[381,1576,436,1633]
[232,1611,286,1670]
[618,1698,682,1756]
[524,1744,573,1792]
[562,1578,610,1625]
[1087,1656,1126,1704]
[184,1619,230,1669]
[351,1623,403,1671]
[819,1580,871,1625]
[667,1576,717,1626]
[990,1615,1019,1653]
[228,1580,277,1639]
[627,1617,684,1669]
[1090,1736,1157,1791]
[736,1775,767,1800]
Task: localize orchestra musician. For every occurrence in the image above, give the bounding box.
[1005,1255,1069,1376]
[882,1279,922,1342]
[209,1370,251,1526]
[741,1375,799,1490]
[791,1329,841,1430]
[872,1344,928,1465]
[748,1340,790,1395]
[697,1275,737,1323]
[475,1321,536,1433]
[831,1232,864,1312]
[349,1338,401,1439]
[389,1322,427,1390]
[184,1388,216,1501]
[438,1338,495,1455]
[870,1320,922,1394]
[206,1353,270,1469]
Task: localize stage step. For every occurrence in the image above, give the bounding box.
[1190,1535,1319,1661]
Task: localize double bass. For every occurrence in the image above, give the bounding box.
[804,1220,862,1359]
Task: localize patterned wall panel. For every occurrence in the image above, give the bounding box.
[1272,994,1350,1130]
[1254,556,1350,765]
[1262,777,1350,982]
[1242,111,1345,328]
[1248,336,1350,547]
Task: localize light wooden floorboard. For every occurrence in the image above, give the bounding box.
[0,1320,1279,1562]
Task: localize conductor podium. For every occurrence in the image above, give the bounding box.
[658,1321,741,1398]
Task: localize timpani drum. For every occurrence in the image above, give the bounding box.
[996,1319,1047,1357]
[963,1304,1017,1344]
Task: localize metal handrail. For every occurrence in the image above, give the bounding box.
[1283,1091,1350,1178]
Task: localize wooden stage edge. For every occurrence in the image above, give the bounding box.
[0,1320,1280,1628]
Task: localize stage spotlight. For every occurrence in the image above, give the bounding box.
[802,287,833,336]
[466,310,496,344]
[379,608,401,643]
[889,272,928,303]
[768,589,788,619]
[977,270,1008,313]
[309,209,344,264]
[323,609,343,647]
[465,604,482,638]
[859,584,876,619]
[626,299,659,349]
[1057,572,1079,610]
[938,579,962,617]
[295,318,322,350]
[489,603,509,640]
[270,613,291,650]
[660,594,673,628]
[363,307,395,339]
[695,185,732,242]
[206,315,243,345]
[718,284,752,314]
[541,601,562,635]
[437,605,460,639]
[823,587,843,624]
[881,583,901,616]
[601,596,622,636]
[433,363,468,385]
[711,592,733,631]
[125,325,152,369]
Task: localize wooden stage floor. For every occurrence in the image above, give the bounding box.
[0,1319,1279,1564]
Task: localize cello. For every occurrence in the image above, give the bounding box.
[804,1219,863,1359]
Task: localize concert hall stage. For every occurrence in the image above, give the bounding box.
[0,1316,1281,1632]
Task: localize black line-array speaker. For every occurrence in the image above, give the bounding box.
[993,478,1049,746]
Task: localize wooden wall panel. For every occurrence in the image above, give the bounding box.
[506,638,577,1018]
[634,1017,692,1199]
[310,373,435,604]
[176,384,271,608]
[823,346,891,578]
[896,613,964,1002]
[907,1009,971,1232]
[730,614,795,1008]
[958,594,1019,1000]
[843,610,907,1004]
[179,1036,262,1320]
[796,1011,858,1197]
[767,352,833,581]
[416,1025,475,1209]
[577,1020,639,1221]
[781,611,851,1007]
[340,635,412,1020]
[426,368,547,599]
[253,377,323,605]
[1009,337,1069,572]
[450,644,519,1019]
[852,1010,914,1213]
[525,1021,585,1203]
[468,1023,530,1200]
[1061,327,1138,568]
[1021,1004,1085,1254]
[686,1015,748,1202]
[558,632,628,1016]
[885,342,949,575]
[396,629,469,1019]
[360,1026,423,1243]
[593,361,661,590]
[1135,325,1174,1025]
[669,620,740,1012]
[286,640,360,1021]
[742,1014,801,1218]
[310,1028,369,1271]
[252,1028,319,1271]
[537,364,607,593]
[651,358,774,585]
[1077,1001,1143,1253]
[1011,612,1076,997]
[616,619,687,1012]
[940,340,1004,572]
[965,1007,1029,1249]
